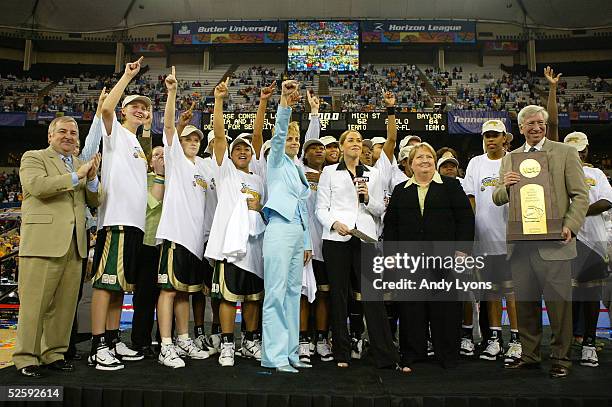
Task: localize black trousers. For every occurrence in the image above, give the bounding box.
[130,244,161,349]
[397,301,461,366]
[323,237,398,367]
[66,252,88,357]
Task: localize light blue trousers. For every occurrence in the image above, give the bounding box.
[261,219,304,368]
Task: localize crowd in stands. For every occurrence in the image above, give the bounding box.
[0,170,21,204]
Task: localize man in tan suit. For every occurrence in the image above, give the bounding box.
[13,116,100,377]
[493,105,588,378]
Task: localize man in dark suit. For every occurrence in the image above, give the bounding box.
[493,105,588,378]
[13,116,100,377]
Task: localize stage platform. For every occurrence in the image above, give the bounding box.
[1,338,611,407]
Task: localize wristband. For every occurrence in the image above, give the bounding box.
[154,175,165,185]
[386,107,396,116]
[143,128,151,131]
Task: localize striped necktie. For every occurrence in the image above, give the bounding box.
[62,156,74,172]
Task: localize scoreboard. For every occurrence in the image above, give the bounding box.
[200,112,447,133]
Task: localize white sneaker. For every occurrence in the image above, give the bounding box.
[580,345,599,367]
[205,333,222,356]
[480,337,502,361]
[299,341,311,363]
[460,337,475,356]
[219,341,235,367]
[158,343,185,368]
[114,341,144,361]
[194,334,209,352]
[240,338,262,361]
[504,340,522,364]
[309,342,316,356]
[177,337,210,360]
[89,344,124,371]
[316,338,333,362]
[427,340,435,357]
[351,338,364,360]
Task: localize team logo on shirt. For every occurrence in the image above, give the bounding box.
[308,181,318,191]
[209,177,216,191]
[585,177,596,189]
[241,183,261,203]
[193,174,208,191]
[480,176,499,191]
[132,146,147,162]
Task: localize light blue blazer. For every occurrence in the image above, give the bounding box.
[263,105,312,250]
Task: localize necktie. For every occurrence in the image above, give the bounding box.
[62,156,74,172]
[528,147,537,152]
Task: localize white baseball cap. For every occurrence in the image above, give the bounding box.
[563,131,589,151]
[121,94,152,109]
[229,134,254,153]
[398,145,414,163]
[205,129,230,153]
[179,125,204,140]
[481,119,507,135]
[399,135,421,149]
[370,137,386,146]
[262,140,272,155]
[437,155,459,170]
[302,138,325,154]
[362,139,373,149]
[320,136,339,146]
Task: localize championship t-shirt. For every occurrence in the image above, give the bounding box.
[205,152,266,277]
[579,165,612,260]
[304,166,324,261]
[97,113,147,231]
[463,153,508,255]
[156,130,208,259]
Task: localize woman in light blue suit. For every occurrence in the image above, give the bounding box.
[262,80,313,373]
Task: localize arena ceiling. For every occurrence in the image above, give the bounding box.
[2,0,611,32]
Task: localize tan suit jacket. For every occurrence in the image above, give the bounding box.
[19,146,100,258]
[492,138,588,260]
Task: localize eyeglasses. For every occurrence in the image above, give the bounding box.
[522,120,547,128]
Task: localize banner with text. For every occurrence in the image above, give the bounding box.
[361,20,475,44]
[152,110,202,135]
[173,21,285,45]
[447,110,511,134]
[0,112,26,127]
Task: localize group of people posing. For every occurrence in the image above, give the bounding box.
[13,59,609,380]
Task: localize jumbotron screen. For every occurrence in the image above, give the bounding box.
[287,21,359,72]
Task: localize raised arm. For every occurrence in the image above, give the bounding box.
[79,87,108,161]
[213,78,230,166]
[176,101,195,137]
[101,56,143,135]
[544,66,560,142]
[382,90,397,161]
[268,80,300,168]
[253,81,276,159]
[163,66,178,146]
[304,90,320,143]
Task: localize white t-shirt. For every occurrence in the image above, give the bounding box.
[304,166,324,261]
[374,152,409,238]
[579,165,612,260]
[197,156,217,243]
[205,153,266,277]
[156,130,208,259]
[463,153,508,255]
[97,114,148,231]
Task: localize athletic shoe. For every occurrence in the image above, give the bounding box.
[351,337,364,360]
[194,334,209,352]
[205,334,222,356]
[88,344,124,371]
[309,342,316,356]
[219,341,235,367]
[504,340,522,364]
[299,341,311,363]
[580,345,599,367]
[427,341,435,357]
[240,338,262,361]
[114,341,144,361]
[480,337,502,361]
[176,337,210,360]
[158,343,185,369]
[460,337,475,356]
[316,338,333,362]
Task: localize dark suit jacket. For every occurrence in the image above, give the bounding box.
[384,175,475,255]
